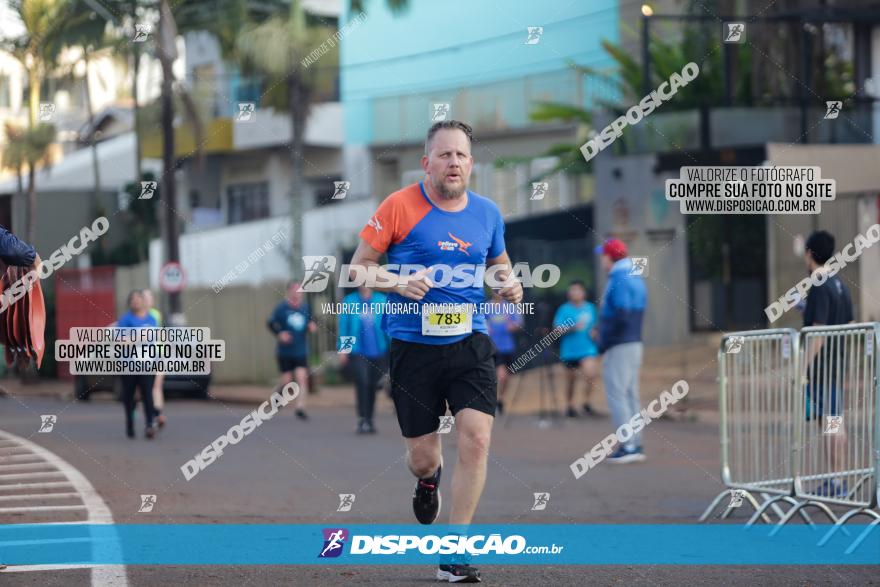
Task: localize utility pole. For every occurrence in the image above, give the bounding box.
[157,0,183,323]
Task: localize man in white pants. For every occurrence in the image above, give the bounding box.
[596,239,647,463]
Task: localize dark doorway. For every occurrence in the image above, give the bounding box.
[687,215,767,331]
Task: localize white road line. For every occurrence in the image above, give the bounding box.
[0,463,57,472]
[0,505,87,513]
[1,564,99,573]
[0,472,65,481]
[0,481,74,491]
[0,455,44,463]
[0,430,127,587]
[0,492,80,502]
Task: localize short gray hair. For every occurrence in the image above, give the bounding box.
[424,120,473,155]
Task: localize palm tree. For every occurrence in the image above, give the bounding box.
[1,0,71,241]
[1,123,57,242]
[58,1,115,204]
[236,1,407,279]
[235,1,328,278]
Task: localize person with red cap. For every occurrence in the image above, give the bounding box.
[595,238,647,464]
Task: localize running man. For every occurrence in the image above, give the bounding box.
[485,291,523,415]
[350,120,522,583]
[141,289,167,428]
[553,280,601,417]
[267,281,316,420]
[802,230,854,497]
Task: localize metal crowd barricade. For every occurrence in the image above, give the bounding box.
[700,329,818,524]
[771,323,880,552]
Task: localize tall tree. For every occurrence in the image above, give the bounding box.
[1,0,71,241]
[58,2,114,206]
[236,1,406,279]
[236,1,328,279]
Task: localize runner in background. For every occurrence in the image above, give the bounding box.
[338,286,389,434]
[141,289,166,428]
[267,281,316,420]
[118,290,158,439]
[485,291,523,415]
[553,280,600,418]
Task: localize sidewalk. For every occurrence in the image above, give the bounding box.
[0,337,722,417]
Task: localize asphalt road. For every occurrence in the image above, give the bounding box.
[0,392,875,586]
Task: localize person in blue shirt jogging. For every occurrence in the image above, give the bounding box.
[485,291,523,415]
[117,290,159,439]
[338,286,389,434]
[553,280,600,418]
[267,281,317,420]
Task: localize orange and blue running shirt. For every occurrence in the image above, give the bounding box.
[359,182,506,345]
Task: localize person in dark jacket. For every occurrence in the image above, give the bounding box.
[596,238,647,464]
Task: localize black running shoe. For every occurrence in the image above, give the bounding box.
[437,563,481,583]
[412,465,441,524]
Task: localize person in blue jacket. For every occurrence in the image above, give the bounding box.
[338,286,389,434]
[596,239,647,464]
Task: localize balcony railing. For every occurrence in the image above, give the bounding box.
[607,102,879,156]
[370,69,586,145]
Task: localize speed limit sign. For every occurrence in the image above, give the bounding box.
[159,262,186,293]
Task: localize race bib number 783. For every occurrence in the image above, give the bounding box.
[421,304,473,336]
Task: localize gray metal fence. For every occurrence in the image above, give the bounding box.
[702,323,880,553]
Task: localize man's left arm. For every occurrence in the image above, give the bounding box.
[486,251,522,303]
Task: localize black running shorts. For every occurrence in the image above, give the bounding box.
[277,355,308,373]
[389,332,497,438]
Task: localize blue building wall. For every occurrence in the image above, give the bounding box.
[340,0,621,145]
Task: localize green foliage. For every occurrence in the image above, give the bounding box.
[91,172,160,266]
[1,122,56,172]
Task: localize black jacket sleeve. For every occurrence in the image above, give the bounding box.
[0,226,36,267]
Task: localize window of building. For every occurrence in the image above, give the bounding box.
[226,182,270,224]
